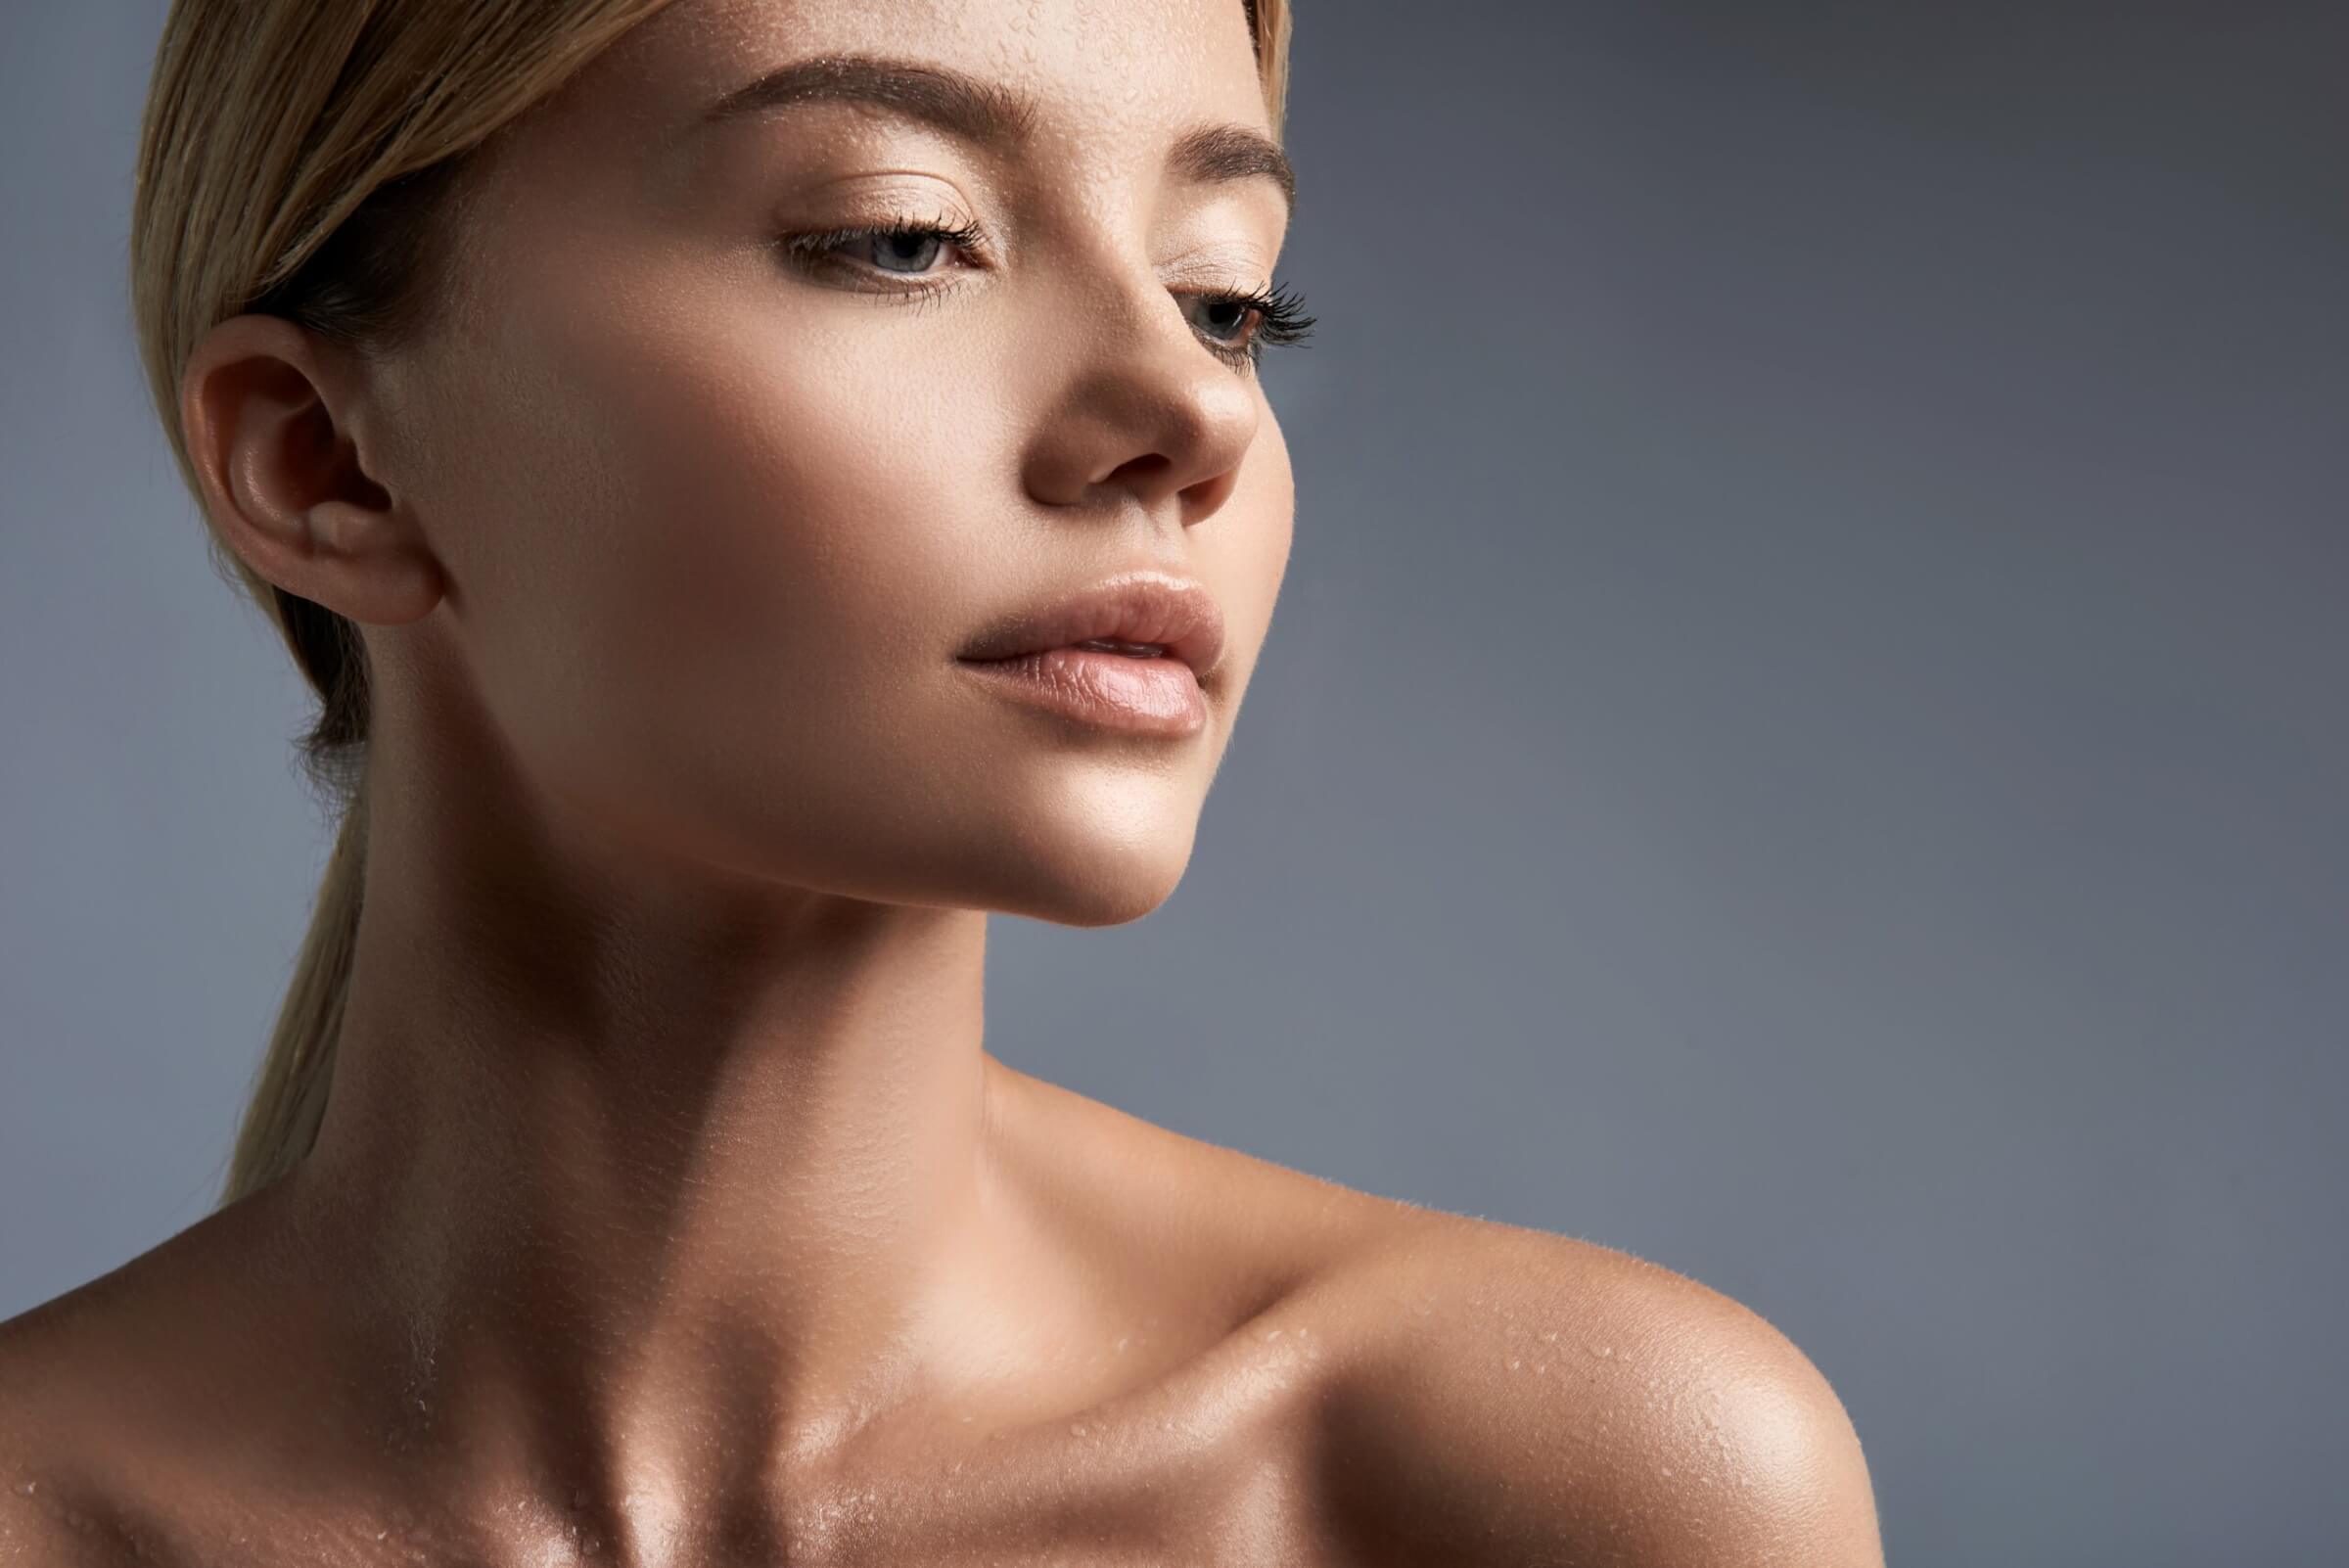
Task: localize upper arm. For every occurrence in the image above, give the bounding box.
[1634,1332,1884,1568]
[1313,1229,1884,1567]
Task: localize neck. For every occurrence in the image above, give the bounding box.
[281,734,1019,1522]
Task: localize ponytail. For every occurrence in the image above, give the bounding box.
[215,584,373,1207]
[218,788,366,1206]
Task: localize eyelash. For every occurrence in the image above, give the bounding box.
[773,214,1316,373]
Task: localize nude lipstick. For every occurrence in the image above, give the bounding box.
[955,571,1224,737]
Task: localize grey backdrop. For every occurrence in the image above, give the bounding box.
[4,3,2342,1563]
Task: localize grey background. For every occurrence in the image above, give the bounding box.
[4,3,2342,1562]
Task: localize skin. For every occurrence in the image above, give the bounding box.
[0,0,1885,1562]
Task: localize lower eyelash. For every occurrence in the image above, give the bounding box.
[776,217,1316,371]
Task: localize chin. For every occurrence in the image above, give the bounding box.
[1007,876,1186,930]
[977,811,1204,929]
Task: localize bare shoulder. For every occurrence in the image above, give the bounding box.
[1308,1214,1886,1568]
[0,1281,162,1565]
[992,1068,1880,1563]
[0,1206,306,1567]
[0,1486,120,1568]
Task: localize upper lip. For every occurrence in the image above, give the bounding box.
[957,570,1226,679]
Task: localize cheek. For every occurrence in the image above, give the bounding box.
[584,300,981,671]
[423,274,1004,834]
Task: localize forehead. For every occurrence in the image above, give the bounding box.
[541,0,1268,166]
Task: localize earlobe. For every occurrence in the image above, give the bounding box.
[182,312,446,627]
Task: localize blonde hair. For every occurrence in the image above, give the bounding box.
[128,0,1298,1210]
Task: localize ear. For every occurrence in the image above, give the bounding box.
[179,313,444,626]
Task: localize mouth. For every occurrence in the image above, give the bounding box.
[954,570,1225,679]
[955,570,1224,736]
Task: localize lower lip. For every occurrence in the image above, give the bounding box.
[956,647,1207,736]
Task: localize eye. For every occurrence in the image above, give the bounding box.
[774,215,990,286]
[1179,279,1317,372]
[863,228,952,274]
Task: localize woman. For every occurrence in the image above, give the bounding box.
[0,0,1883,1561]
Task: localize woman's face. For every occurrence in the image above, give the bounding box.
[368,0,1296,924]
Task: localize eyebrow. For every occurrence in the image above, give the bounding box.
[691,53,1297,217]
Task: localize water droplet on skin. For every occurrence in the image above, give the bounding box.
[1535,1363,1547,1374]
[1507,1359,1521,1370]
[1659,1467,1674,1479]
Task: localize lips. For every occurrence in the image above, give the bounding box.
[956,571,1226,681]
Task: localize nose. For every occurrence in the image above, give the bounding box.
[1019,261,1264,523]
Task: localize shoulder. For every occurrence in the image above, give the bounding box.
[1310,1216,1885,1567]
[0,1289,152,1565]
[0,1478,124,1568]
[0,1208,308,1567]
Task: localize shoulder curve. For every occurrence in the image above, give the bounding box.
[0,1360,128,1568]
[0,1298,117,1566]
[1310,1220,1885,1567]
[0,1254,257,1568]
[0,1484,127,1568]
